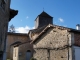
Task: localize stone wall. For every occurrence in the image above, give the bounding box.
[34,28,69,49]
[50,49,68,60]
[34,48,68,60]
[7,33,30,59]
[0,0,10,51]
[31,33,38,40]
[34,49,48,60]
[33,27,72,60]
[19,43,33,60]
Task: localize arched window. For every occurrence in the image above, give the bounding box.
[26,50,31,60]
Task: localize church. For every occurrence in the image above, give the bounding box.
[6,11,80,60]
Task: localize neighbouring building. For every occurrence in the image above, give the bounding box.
[30,11,73,60]
[31,24,73,60]
[6,11,80,60]
[6,32,33,60]
[0,0,18,60]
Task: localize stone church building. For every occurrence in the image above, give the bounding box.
[6,11,80,60]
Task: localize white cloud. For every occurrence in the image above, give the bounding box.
[26,16,29,19]
[15,26,34,33]
[58,18,64,23]
[32,26,35,29]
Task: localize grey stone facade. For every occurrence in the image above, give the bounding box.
[32,26,73,60]
[0,0,18,60]
[0,0,11,51]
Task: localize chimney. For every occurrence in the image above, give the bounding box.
[76,24,80,30]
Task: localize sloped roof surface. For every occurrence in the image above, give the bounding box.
[39,11,53,18]
[8,32,28,36]
[31,24,80,43]
[10,41,22,46]
[9,9,18,21]
[29,25,47,34]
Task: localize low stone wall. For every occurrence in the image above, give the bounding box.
[33,48,68,60]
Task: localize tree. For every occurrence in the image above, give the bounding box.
[9,24,15,33]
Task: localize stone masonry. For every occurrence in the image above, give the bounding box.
[33,27,72,60]
[0,0,18,60]
[0,0,11,60]
[0,0,10,52]
[7,32,33,60]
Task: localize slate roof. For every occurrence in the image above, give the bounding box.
[35,11,53,21]
[8,32,28,36]
[10,40,32,46]
[10,41,22,47]
[9,9,18,21]
[39,11,53,18]
[31,24,80,43]
[28,25,47,35]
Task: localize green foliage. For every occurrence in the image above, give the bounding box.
[7,59,11,60]
[30,57,36,60]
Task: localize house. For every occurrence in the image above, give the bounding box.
[6,32,33,60]
[31,24,73,60]
[0,0,18,60]
[30,11,80,60]
[7,11,80,60]
[30,11,72,60]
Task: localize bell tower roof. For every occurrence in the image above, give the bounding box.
[35,11,53,29]
[39,11,53,18]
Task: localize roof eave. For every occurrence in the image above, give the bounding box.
[9,9,18,21]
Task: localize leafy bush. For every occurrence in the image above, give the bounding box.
[30,57,36,60]
[7,59,11,60]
